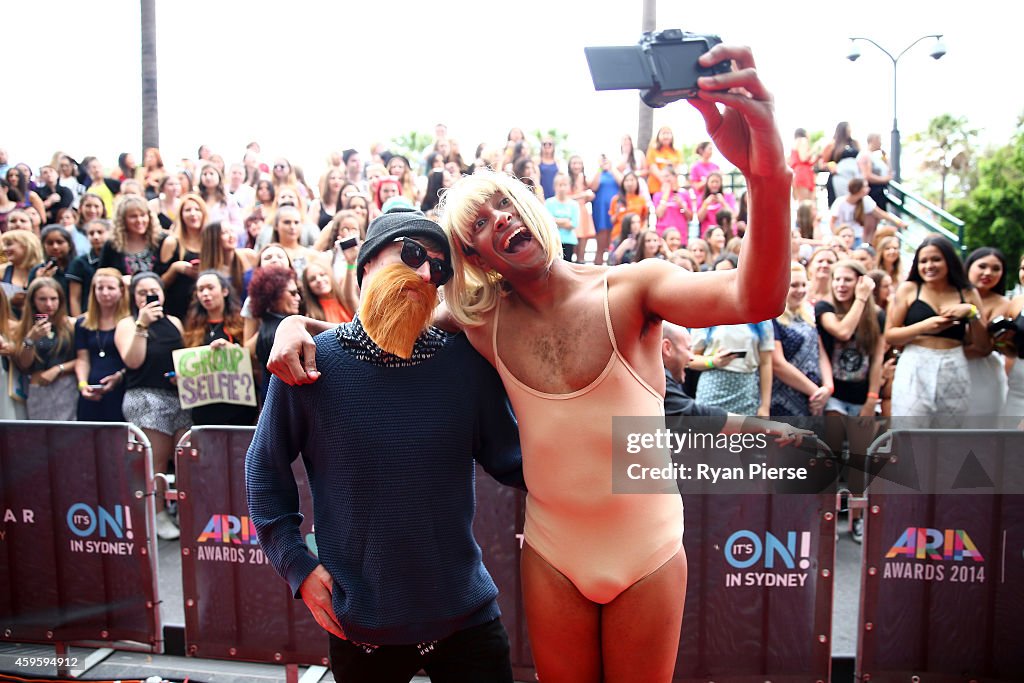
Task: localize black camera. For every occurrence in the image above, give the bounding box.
[584,29,731,108]
[988,315,1016,339]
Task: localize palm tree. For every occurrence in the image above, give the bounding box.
[141,0,159,151]
[637,0,656,152]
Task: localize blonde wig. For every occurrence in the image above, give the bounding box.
[438,169,561,327]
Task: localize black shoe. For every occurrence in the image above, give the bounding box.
[851,517,863,544]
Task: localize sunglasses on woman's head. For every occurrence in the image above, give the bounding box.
[393,237,452,286]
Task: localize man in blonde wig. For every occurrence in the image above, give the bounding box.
[269,43,793,682]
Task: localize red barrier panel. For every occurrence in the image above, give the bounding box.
[174,426,328,666]
[860,429,1024,682]
[472,468,533,680]
[0,420,160,650]
[674,467,836,680]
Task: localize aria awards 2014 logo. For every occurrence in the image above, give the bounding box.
[882,526,985,583]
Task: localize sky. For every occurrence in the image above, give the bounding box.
[6,1,1022,181]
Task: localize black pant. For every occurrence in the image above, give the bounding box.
[329,617,513,683]
[562,243,575,261]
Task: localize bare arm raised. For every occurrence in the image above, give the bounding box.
[632,45,792,326]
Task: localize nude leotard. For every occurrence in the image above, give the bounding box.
[493,273,684,604]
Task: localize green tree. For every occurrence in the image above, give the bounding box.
[390,131,435,173]
[952,114,1024,287]
[531,128,573,161]
[908,114,979,210]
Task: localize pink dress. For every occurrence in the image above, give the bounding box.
[652,190,692,241]
[699,192,736,231]
[689,161,720,190]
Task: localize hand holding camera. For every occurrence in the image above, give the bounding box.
[30,313,52,341]
[988,315,1016,340]
[175,259,200,277]
[585,29,730,107]
[585,32,786,179]
[335,236,360,266]
[710,348,740,368]
[137,294,163,327]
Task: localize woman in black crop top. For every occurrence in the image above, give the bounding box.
[885,236,986,422]
[114,272,191,540]
[964,248,1011,417]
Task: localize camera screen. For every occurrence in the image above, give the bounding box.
[648,40,711,92]
[584,46,654,90]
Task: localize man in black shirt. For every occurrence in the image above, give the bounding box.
[662,322,810,447]
[662,322,729,422]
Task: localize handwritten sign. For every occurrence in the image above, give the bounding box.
[171,345,257,409]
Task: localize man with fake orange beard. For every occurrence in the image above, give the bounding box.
[245,207,524,682]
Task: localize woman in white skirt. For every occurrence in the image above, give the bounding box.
[964,247,1010,418]
[1002,254,1024,419]
[885,237,986,425]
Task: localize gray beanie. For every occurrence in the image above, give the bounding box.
[355,207,451,286]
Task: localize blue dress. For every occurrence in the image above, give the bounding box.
[539,161,559,199]
[74,318,126,421]
[771,317,821,416]
[592,171,619,232]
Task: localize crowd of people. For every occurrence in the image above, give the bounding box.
[2,116,1024,543]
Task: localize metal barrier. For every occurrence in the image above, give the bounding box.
[673,437,838,682]
[0,421,161,654]
[174,426,328,671]
[27,421,1024,680]
[859,429,1024,681]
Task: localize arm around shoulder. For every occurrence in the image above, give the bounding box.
[471,354,525,491]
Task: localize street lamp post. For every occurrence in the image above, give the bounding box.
[846,34,946,182]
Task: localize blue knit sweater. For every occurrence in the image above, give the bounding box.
[245,329,524,645]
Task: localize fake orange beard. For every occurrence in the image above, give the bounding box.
[358,263,438,358]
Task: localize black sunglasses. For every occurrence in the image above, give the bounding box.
[394,237,452,286]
